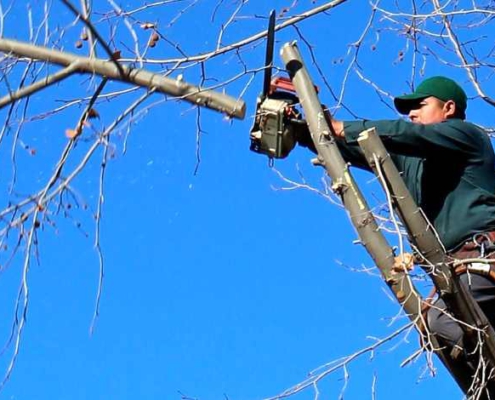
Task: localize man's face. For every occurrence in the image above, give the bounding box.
[408,96,453,124]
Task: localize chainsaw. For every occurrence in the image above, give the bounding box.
[249,11,310,160]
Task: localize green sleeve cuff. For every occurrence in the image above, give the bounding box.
[342,121,371,144]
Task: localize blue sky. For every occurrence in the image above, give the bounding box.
[1,1,493,399]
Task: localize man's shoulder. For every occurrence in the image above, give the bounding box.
[437,119,490,142]
[441,118,484,132]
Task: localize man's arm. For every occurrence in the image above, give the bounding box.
[295,117,372,171]
[333,118,482,158]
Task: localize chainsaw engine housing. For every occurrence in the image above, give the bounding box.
[250,94,299,159]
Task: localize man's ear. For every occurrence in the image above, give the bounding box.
[443,100,457,118]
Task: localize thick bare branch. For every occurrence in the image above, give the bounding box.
[0,38,246,118]
[280,42,426,333]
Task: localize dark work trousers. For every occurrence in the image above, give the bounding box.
[427,273,495,348]
[427,273,495,398]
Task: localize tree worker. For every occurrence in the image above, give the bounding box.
[297,76,495,364]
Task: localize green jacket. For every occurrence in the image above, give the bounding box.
[336,119,495,251]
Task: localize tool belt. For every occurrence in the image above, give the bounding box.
[448,231,495,280]
[449,231,495,260]
[421,231,495,313]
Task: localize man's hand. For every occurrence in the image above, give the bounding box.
[322,105,344,137]
[295,105,345,152]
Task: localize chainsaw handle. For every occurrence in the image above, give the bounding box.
[270,76,319,95]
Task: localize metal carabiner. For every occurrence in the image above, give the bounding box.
[473,233,487,247]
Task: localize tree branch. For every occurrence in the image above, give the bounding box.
[61,0,123,74]
[0,62,79,109]
[0,38,245,118]
[144,0,349,64]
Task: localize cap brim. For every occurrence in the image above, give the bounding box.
[394,93,428,115]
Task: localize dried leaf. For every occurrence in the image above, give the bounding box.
[111,50,122,60]
[87,108,100,119]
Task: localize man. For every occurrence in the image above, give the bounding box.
[299,76,495,361]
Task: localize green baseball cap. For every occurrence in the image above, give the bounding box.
[394,76,467,115]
